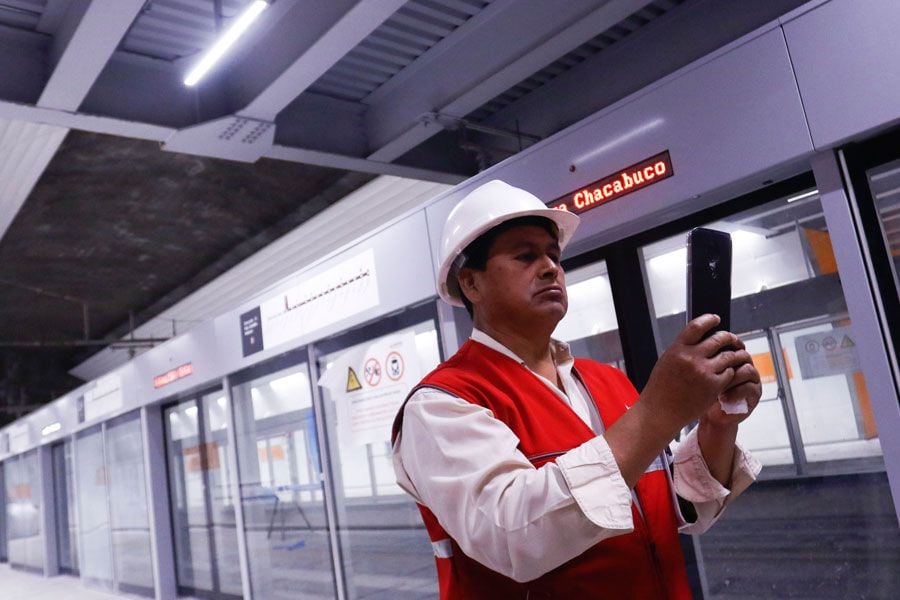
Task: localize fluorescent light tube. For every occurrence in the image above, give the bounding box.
[184,0,269,87]
[786,189,819,204]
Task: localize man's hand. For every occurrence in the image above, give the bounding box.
[695,334,761,487]
[642,314,754,427]
[605,314,755,488]
[703,361,762,427]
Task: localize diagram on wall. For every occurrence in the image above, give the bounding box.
[240,249,380,357]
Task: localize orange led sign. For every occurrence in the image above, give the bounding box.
[550,151,673,214]
[154,363,194,389]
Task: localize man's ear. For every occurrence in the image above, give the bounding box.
[457,267,481,304]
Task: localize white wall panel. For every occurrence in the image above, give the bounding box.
[212,210,437,377]
[783,0,900,149]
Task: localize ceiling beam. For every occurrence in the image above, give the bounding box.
[0,98,174,143]
[239,0,407,121]
[0,0,146,247]
[265,144,465,185]
[39,0,147,110]
[0,98,462,184]
[365,0,655,163]
[166,0,408,165]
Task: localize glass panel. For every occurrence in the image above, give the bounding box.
[318,321,441,599]
[775,321,883,462]
[553,260,624,369]
[232,361,333,599]
[165,392,241,598]
[107,413,154,596]
[732,334,792,466]
[640,184,900,597]
[76,426,112,588]
[865,157,900,298]
[640,187,883,466]
[51,442,77,574]
[5,452,43,571]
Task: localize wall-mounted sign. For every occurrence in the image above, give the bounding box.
[241,249,380,357]
[154,363,195,389]
[550,150,674,214]
[84,373,124,422]
[0,431,9,454]
[317,331,422,447]
[240,306,264,356]
[795,326,861,379]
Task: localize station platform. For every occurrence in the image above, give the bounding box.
[0,564,135,600]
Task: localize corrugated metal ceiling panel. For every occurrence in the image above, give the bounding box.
[308,0,490,102]
[0,0,45,30]
[0,119,69,240]
[466,0,686,122]
[70,175,452,380]
[120,0,253,61]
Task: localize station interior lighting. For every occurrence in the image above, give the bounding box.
[184,0,269,87]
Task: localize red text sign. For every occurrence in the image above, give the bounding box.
[154,363,194,389]
[550,151,673,214]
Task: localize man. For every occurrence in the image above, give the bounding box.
[392,180,762,598]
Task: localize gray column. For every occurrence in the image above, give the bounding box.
[141,405,177,599]
[223,375,254,600]
[38,444,58,577]
[813,150,900,523]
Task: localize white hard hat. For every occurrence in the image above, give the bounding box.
[437,180,580,307]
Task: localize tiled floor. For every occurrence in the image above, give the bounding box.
[0,564,125,599]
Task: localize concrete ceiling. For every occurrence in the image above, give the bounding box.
[0,0,809,423]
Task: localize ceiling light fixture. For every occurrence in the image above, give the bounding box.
[184,0,269,87]
[786,189,818,204]
[41,422,61,437]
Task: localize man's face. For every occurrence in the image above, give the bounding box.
[462,224,568,328]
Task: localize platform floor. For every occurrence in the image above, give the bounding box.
[0,564,135,600]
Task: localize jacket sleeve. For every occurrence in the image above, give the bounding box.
[393,387,635,582]
[672,425,762,534]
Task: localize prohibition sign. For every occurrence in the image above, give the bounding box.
[363,357,382,387]
[386,351,405,381]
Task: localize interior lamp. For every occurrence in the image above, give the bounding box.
[184,0,269,87]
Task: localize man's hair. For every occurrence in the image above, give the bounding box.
[457,215,559,317]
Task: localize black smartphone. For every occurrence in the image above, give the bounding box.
[686,227,732,340]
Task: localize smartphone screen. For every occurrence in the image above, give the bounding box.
[686,227,733,338]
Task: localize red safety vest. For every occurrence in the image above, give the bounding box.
[393,340,692,599]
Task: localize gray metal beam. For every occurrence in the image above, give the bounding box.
[238,0,406,121]
[0,96,463,182]
[223,0,358,110]
[265,144,465,184]
[39,0,146,110]
[365,0,654,162]
[0,98,173,141]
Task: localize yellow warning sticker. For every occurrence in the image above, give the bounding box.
[346,367,362,392]
[841,335,855,348]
